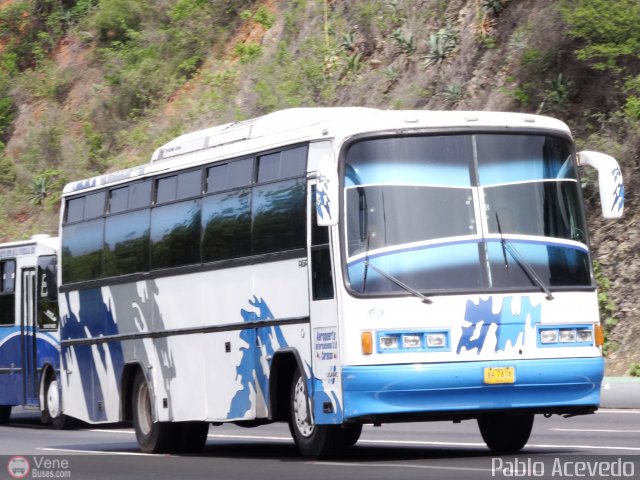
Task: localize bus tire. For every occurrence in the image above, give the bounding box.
[477,413,534,453]
[288,368,341,459]
[42,373,71,429]
[0,406,10,424]
[132,370,178,453]
[176,422,209,453]
[340,423,362,447]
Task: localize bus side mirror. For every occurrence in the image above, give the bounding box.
[316,153,339,227]
[578,151,624,219]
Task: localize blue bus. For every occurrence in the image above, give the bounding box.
[0,235,68,427]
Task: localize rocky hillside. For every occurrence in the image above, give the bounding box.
[0,0,638,374]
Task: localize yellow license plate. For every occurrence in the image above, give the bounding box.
[484,367,515,384]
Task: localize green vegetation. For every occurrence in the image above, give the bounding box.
[422,27,458,68]
[630,363,640,377]
[593,261,618,355]
[563,0,640,72]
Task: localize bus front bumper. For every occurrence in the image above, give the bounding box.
[341,357,603,421]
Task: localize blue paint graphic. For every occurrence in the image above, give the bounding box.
[456,296,541,354]
[611,167,624,212]
[61,289,124,422]
[316,174,332,221]
[227,296,288,419]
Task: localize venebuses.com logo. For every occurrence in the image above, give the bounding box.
[6,456,71,479]
[7,456,30,479]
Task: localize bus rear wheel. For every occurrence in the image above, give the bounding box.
[478,413,534,453]
[288,368,342,459]
[0,406,11,424]
[132,370,178,453]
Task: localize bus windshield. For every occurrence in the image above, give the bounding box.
[344,133,591,296]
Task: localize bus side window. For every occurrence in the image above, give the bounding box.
[0,260,16,325]
[37,255,59,329]
[311,186,334,301]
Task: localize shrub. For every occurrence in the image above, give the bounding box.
[563,0,640,72]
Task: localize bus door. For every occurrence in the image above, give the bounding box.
[21,268,38,406]
[307,181,341,420]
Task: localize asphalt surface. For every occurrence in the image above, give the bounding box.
[1,406,639,480]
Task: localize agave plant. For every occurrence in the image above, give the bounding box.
[421,27,458,68]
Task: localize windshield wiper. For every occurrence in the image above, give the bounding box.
[364,260,433,304]
[495,212,554,301]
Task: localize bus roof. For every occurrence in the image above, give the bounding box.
[62,108,572,195]
[0,235,58,259]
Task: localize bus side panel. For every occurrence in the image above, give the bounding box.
[61,257,312,424]
[0,327,23,405]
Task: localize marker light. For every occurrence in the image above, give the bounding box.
[361,331,373,355]
[595,324,604,347]
[402,335,422,349]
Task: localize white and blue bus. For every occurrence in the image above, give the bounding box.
[58,108,624,457]
[0,235,68,427]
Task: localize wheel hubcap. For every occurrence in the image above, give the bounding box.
[137,382,153,435]
[293,375,314,438]
[46,379,60,419]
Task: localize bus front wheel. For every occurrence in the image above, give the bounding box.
[42,373,71,429]
[0,406,10,424]
[477,413,534,453]
[288,368,342,459]
[132,370,178,453]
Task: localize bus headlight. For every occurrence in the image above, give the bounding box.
[379,335,399,350]
[402,335,422,349]
[577,329,593,343]
[426,333,446,348]
[540,329,558,344]
[559,329,576,343]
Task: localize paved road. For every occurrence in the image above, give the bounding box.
[1,408,639,480]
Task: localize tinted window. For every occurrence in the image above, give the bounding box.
[62,219,104,283]
[0,261,14,325]
[157,175,177,204]
[109,187,129,214]
[252,179,305,254]
[151,200,201,269]
[129,181,152,209]
[207,158,252,192]
[257,146,306,182]
[202,189,251,262]
[37,255,58,329]
[1,260,15,293]
[177,170,202,199]
[66,197,85,223]
[104,210,150,276]
[84,191,106,219]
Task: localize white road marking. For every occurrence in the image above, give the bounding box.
[315,461,491,472]
[37,447,160,457]
[550,428,640,433]
[83,429,640,453]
